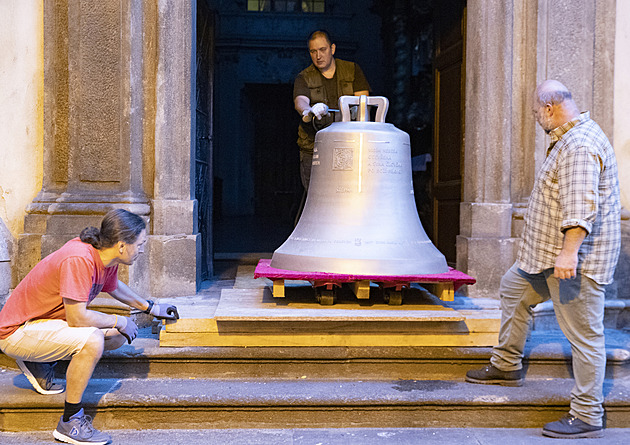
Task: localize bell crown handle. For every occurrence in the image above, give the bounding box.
[339,95,389,123]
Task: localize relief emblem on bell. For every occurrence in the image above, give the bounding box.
[271,95,448,276]
[332,148,354,171]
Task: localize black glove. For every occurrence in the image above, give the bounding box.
[117,316,138,344]
[150,303,180,320]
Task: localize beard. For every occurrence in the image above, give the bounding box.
[538,114,555,133]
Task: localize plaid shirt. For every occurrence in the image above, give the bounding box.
[517,112,621,284]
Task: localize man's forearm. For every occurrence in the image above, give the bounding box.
[294,95,311,114]
[78,309,120,329]
[109,280,150,312]
[64,298,120,329]
[554,226,588,279]
[561,226,587,256]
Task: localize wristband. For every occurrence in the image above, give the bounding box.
[143,299,154,314]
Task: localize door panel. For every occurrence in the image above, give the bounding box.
[433,0,466,265]
[196,1,215,279]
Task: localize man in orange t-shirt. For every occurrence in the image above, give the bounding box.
[0,238,120,340]
[0,209,179,445]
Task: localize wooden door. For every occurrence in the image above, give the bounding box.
[433,0,466,265]
[195,0,215,279]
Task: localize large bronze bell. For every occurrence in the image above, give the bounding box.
[271,95,448,275]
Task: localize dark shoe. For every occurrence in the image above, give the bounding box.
[542,413,604,439]
[16,359,64,395]
[53,408,112,444]
[465,364,523,387]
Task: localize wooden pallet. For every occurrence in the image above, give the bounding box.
[254,259,476,305]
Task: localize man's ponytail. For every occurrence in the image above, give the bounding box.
[79,227,102,249]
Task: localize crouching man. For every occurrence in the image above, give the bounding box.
[0,209,179,445]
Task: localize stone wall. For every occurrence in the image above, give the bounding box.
[459,0,619,300]
[13,0,200,299]
[0,0,43,241]
[0,219,12,306]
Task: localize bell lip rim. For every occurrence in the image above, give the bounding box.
[269,253,450,278]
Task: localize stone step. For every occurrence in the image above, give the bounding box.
[2,330,628,381]
[93,328,630,381]
[2,260,628,435]
[1,373,629,432]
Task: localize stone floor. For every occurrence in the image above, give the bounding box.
[1,427,629,445]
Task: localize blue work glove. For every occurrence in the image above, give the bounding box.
[116,316,138,344]
[150,303,180,320]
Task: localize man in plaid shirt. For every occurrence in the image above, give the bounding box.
[466,80,621,439]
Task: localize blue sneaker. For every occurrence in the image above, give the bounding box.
[16,359,64,395]
[53,408,112,445]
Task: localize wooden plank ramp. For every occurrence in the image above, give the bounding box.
[159,264,500,347]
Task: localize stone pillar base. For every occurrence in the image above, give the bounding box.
[457,202,519,299]
[457,235,520,299]
[148,198,200,297]
[15,196,150,286]
[152,199,198,235]
[133,234,200,298]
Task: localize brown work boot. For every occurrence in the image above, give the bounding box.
[465,364,523,387]
[542,413,604,439]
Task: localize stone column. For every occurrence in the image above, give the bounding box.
[457,0,524,299]
[537,0,615,137]
[19,0,200,297]
[17,0,151,287]
[145,0,200,297]
[459,0,616,300]
[535,0,616,302]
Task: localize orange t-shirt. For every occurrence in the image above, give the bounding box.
[0,238,119,339]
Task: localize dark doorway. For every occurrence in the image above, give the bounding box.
[248,84,301,222]
[213,83,301,256]
[195,0,215,279]
[433,0,466,266]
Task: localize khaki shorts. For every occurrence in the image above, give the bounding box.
[0,319,98,362]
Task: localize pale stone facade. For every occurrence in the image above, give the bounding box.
[0,0,44,305]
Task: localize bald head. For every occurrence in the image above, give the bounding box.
[535,80,573,107]
[532,80,580,132]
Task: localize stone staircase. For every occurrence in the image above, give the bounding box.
[1,329,629,433]
[1,261,629,434]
